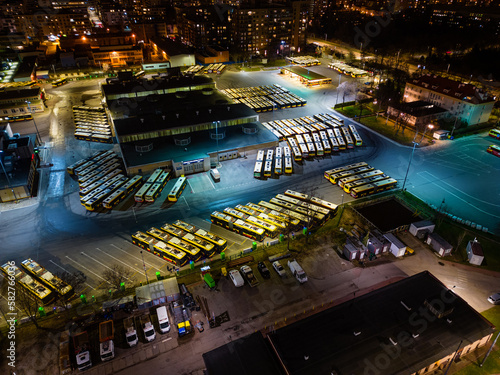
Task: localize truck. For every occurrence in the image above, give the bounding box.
[240,265,259,287]
[288,259,307,283]
[59,330,72,374]
[140,314,156,342]
[123,317,138,347]
[98,320,115,361]
[72,331,92,371]
[171,301,192,337]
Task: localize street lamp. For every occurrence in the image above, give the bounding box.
[336,74,341,104]
[25,101,41,145]
[140,251,149,285]
[420,123,434,143]
[402,141,419,191]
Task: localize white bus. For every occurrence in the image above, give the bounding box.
[264,160,273,177]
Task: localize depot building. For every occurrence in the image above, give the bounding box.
[102,70,277,177]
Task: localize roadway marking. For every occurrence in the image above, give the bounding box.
[208,175,216,190]
[419,171,500,208]
[95,247,144,273]
[418,172,500,219]
[79,252,133,281]
[187,179,195,194]
[65,256,110,283]
[181,196,190,210]
[110,244,162,271]
[49,260,95,290]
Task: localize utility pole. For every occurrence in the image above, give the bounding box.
[140,251,149,285]
[480,332,500,367]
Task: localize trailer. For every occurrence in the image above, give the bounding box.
[171,301,192,337]
[72,331,92,371]
[98,320,115,361]
[59,330,72,374]
[288,259,307,283]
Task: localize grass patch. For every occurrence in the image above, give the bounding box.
[360,115,417,145]
[336,105,373,118]
[263,59,287,67]
[454,307,500,375]
[241,66,261,72]
[434,218,500,272]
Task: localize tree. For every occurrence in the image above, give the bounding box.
[16,284,43,329]
[101,264,133,293]
[56,271,87,316]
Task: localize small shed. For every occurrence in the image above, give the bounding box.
[343,239,368,261]
[383,233,407,258]
[409,220,435,238]
[372,230,391,253]
[466,239,484,266]
[426,232,453,257]
[368,235,384,255]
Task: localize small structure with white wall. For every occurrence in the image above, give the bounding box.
[383,233,407,258]
[343,238,368,261]
[409,220,435,239]
[426,232,453,257]
[466,238,484,266]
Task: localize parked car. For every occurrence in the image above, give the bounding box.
[229,269,244,287]
[272,261,286,277]
[257,261,271,279]
[240,265,259,287]
[487,292,500,305]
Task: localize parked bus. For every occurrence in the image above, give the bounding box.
[488,129,500,140]
[309,196,338,212]
[144,183,163,203]
[210,211,236,231]
[274,158,283,175]
[52,78,68,87]
[194,228,227,252]
[342,127,354,149]
[263,161,273,177]
[167,177,187,202]
[134,71,145,78]
[284,157,293,174]
[246,215,278,238]
[233,219,265,241]
[334,128,346,150]
[298,143,309,159]
[487,144,500,157]
[323,162,369,182]
[102,188,126,209]
[350,178,398,198]
[349,124,363,146]
[20,259,73,298]
[119,175,143,195]
[146,169,163,185]
[1,263,56,304]
[266,149,274,162]
[254,161,263,178]
[246,202,300,227]
[256,150,265,162]
[330,165,374,185]
[131,231,189,266]
[283,146,291,159]
[338,169,383,189]
[161,223,215,258]
[67,151,105,175]
[135,183,152,203]
[343,174,389,194]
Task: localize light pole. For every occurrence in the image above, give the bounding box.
[420,123,434,143]
[216,120,220,167]
[140,251,149,285]
[402,141,419,191]
[25,101,41,145]
[336,74,341,104]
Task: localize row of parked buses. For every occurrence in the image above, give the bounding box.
[328,61,369,78]
[131,220,227,266]
[0,259,74,305]
[286,55,321,66]
[254,147,293,178]
[324,162,398,199]
[133,168,171,203]
[220,84,306,112]
[210,191,337,242]
[184,65,204,75]
[262,113,363,161]
[67,150,144,211]
[203,63,226,74]
[73,106,113,144]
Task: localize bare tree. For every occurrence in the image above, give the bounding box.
[101,264,133,293]
[16,284,43,329]
[56,271,87,316]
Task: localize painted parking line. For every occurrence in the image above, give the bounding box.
[65,255,109,283]
[181,196,190,210]
[418,171,500,219]
[95,247,143,273]
[110,244,162,271]
[49,259,95,290]
[80,252,133,281]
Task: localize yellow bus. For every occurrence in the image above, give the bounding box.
[284,157,293,174]
[162,222,215,258]
[21,258,74,298]
[134,182,151,203]
[1,262,56,304]
[488,128,500,139]
[246,216,278,238]
[343,174,389,194]
[329,165,373,184]
[350,178,397,198]
[172,220,227,252]
[146,168,163,184]
[168,177,187,202]
[349,124,363,146]
[338,169,383,189]
[148,226,202,262]
[52,78,67,87]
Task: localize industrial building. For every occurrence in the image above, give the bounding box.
[204,271,495,375]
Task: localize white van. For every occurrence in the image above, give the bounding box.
[229,269,245,287]
[156,306,170,333]
[210,168,220,182]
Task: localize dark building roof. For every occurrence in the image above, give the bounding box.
[0,87,41,102]
[427,232,452,250]
[267,271,494,375]
[150,36,193,56]
[411,220,435,229]
[468,240,484,256]
[102,75,214,98]
[390,100,447,117]
[203,332,284,375]
[408,75,494,104]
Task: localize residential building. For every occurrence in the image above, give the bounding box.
[403,74,495,126]
[92,45,143,68]
[149,36,195,67]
